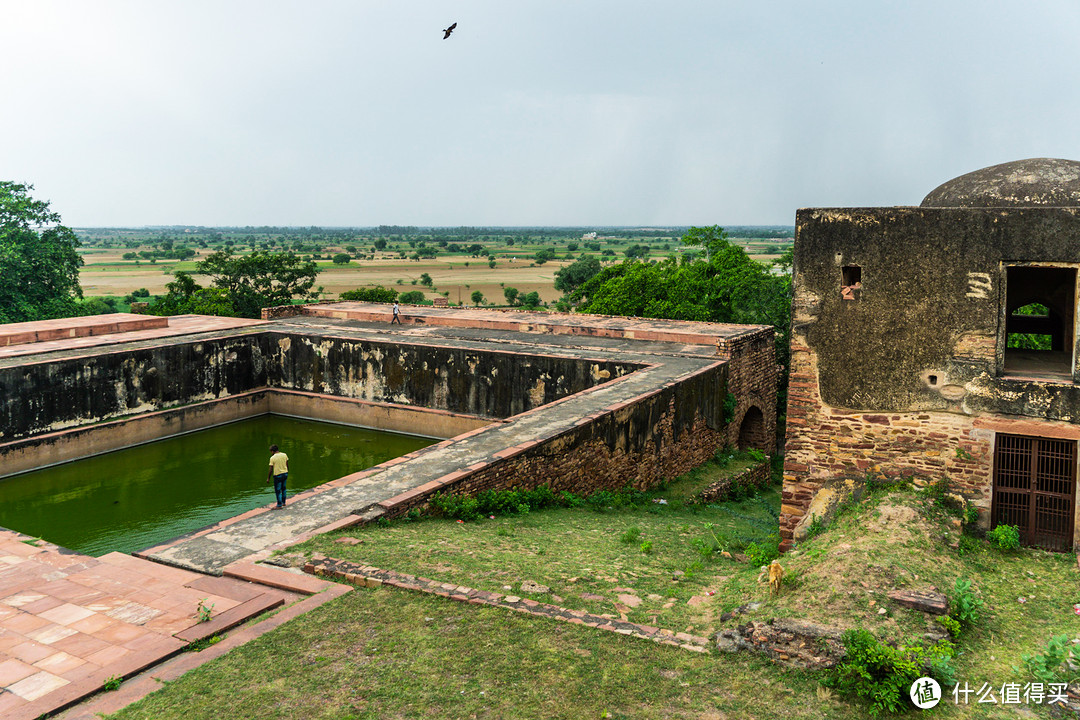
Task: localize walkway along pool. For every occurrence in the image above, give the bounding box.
[0,415,434,556]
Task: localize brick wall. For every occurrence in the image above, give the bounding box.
[717,329,777,452]
[377,366,729,516]
[780,332,993,549]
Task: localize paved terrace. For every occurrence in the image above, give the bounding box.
[0,529,320,720]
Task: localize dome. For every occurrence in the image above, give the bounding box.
[921,158,1080,208]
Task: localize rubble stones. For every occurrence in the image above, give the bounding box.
[520,580,550,594]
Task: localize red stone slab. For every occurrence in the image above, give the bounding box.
[297,302,768,346]
[0,314,168,347]
[0,315,265,359]
[221,562,336,595]
[173,592,284,643]
[0,530,296,718]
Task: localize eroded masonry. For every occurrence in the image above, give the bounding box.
[0,304,776,573]
[782,158,1080,552]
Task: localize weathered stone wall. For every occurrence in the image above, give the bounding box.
[375,363,728,516]
[717,330,777,451]
[0,336,266,442]
[0,332,635,444]
[267,332,637,419]
[781,206,1080,550]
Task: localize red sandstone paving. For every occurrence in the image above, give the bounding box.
[0,315,264,360]
[0,529,299,719]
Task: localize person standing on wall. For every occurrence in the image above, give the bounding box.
[267,444,289,509]
[392,301,401,324]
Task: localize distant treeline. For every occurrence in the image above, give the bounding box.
[78,225,794,240]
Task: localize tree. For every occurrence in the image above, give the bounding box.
[420,272,433,287]
[533,248,556,265]
[521,291,541,309]
[0,182,84,323]
[398,290,426,304]
[623,244,650,259]
[151,271,236,317]
[339,286,398,303]
[471,290,484,306]
[554,254,602,298]
[579,225,792,419]
[503,286,519,305]
[195,250,320,318]
[679,225,727,262]
[332,253,351,265]
[373,238,388,251]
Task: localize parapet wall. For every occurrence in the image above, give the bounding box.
[376,362,727,517]
[0,331,635,446]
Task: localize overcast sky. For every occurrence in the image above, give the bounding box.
[3,1,1079,227]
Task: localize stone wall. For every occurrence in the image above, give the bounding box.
[781,206,1080,551]
[375,364,728,516]
[0,335,266,442]
[717,330,777,451]
[0,332,635,444]
[267,332,637,419]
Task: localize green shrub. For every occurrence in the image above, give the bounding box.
[713,447,735,469]
[830,629,955,716]
[956,535,981,556]
[338,286,398,303]
[936,615,961,640]
[745,533,780,567]
[429,492,481,521]
[640,540,653,554]
[987,524,1020,550]
[620,527,642,545]
[1019,634,1080,684]
[560,490,584,507]
[950,578,983,628]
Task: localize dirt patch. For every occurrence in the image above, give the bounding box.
[865,504,918,539]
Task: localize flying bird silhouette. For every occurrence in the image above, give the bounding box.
[443,22,457,39]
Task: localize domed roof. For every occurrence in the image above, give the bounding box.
[921,158,1080,208]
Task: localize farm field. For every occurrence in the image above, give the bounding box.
[74,227,793,308]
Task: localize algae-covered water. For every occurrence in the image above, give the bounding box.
[0,415,434,556]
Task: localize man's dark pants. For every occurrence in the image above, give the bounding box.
[273,473,288,506]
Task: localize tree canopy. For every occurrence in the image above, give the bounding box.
[0,182,84,323]
[577,225,792,416]
[553,254,602,296]
[154,250,320,318]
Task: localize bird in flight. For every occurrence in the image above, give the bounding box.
[443,22,457,39]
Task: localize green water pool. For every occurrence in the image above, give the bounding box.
[0,415,434,556]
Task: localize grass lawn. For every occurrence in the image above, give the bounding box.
[105,459,1080,719]
[294,453,775,637]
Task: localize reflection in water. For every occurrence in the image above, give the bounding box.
[0,415,433,556]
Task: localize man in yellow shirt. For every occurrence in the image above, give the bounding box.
[266,444,289,509]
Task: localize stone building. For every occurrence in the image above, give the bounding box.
[781,158,1080,552]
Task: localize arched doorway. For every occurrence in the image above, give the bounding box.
[737,405,766,451]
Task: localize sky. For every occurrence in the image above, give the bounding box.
[3,1,1080,227]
